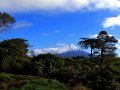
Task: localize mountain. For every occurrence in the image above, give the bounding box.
[57,50,89,58]
[28,44,90,58]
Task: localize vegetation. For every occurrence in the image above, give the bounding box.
[0,38,30,73]
[0,13,120,90]
[78,38,98,60]
[0,12,15,32]
[96,31,118,63]
[0,73,67,90]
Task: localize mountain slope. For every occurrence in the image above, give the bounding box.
[57,50,89,58]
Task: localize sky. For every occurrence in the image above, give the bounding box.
[1,0,120,56]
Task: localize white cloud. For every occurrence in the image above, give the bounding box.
[13,21,32,29]
[0,0,92,12]
[95,0,120,10]
[1,0,120,13]
[28,44,79,56]
[103,15,120,28]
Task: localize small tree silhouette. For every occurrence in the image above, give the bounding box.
[0,12,15,33]
[78,38,98,60]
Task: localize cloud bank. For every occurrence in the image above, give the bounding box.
[28,44,79,56]
[1,0,120,12]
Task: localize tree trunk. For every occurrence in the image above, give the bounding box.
[90,43,93,61]
[100,48,103,64]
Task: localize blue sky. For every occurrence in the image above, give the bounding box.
[1,0,120,56]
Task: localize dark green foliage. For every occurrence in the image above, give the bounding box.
[31,54,64,76]
[96,31,118,63]
[9,79,67,90]
[78,38,99,60]
[0,38,29,57]
[0,73,67,90]
[0,38,30,72]
[0,30,119,90]
[30,61,44,75]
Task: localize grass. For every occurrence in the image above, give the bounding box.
[0,73,67,90]
[9,79,67,90]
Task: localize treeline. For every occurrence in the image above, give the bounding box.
[0,38,120,90]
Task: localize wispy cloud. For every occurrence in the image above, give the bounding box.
[103,15,120,28]
[13,21,32,29]
[28,43,79,56]
[1,0,120,13]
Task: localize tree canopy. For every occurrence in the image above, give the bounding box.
[78,37,99,60]
[78,31,118,62]
[0,12,15,32]
[96,31,118,63]
[0,38,30,71]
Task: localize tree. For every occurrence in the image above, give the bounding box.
[0,38,30,71]
[96,31,118,64]
[0,12,15,32]
[78,38,98,60]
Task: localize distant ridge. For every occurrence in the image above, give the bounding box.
[56,50,89,58]
[28,44,90,58]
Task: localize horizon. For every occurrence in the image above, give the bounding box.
[1,0,120,56]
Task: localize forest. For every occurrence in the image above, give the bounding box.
[0,12,120,90]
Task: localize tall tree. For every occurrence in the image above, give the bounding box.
[78,38,98,60]
[0,12,15,32]
[96,31,118,64]
[0,12,16,71]
[0,38,30,71]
